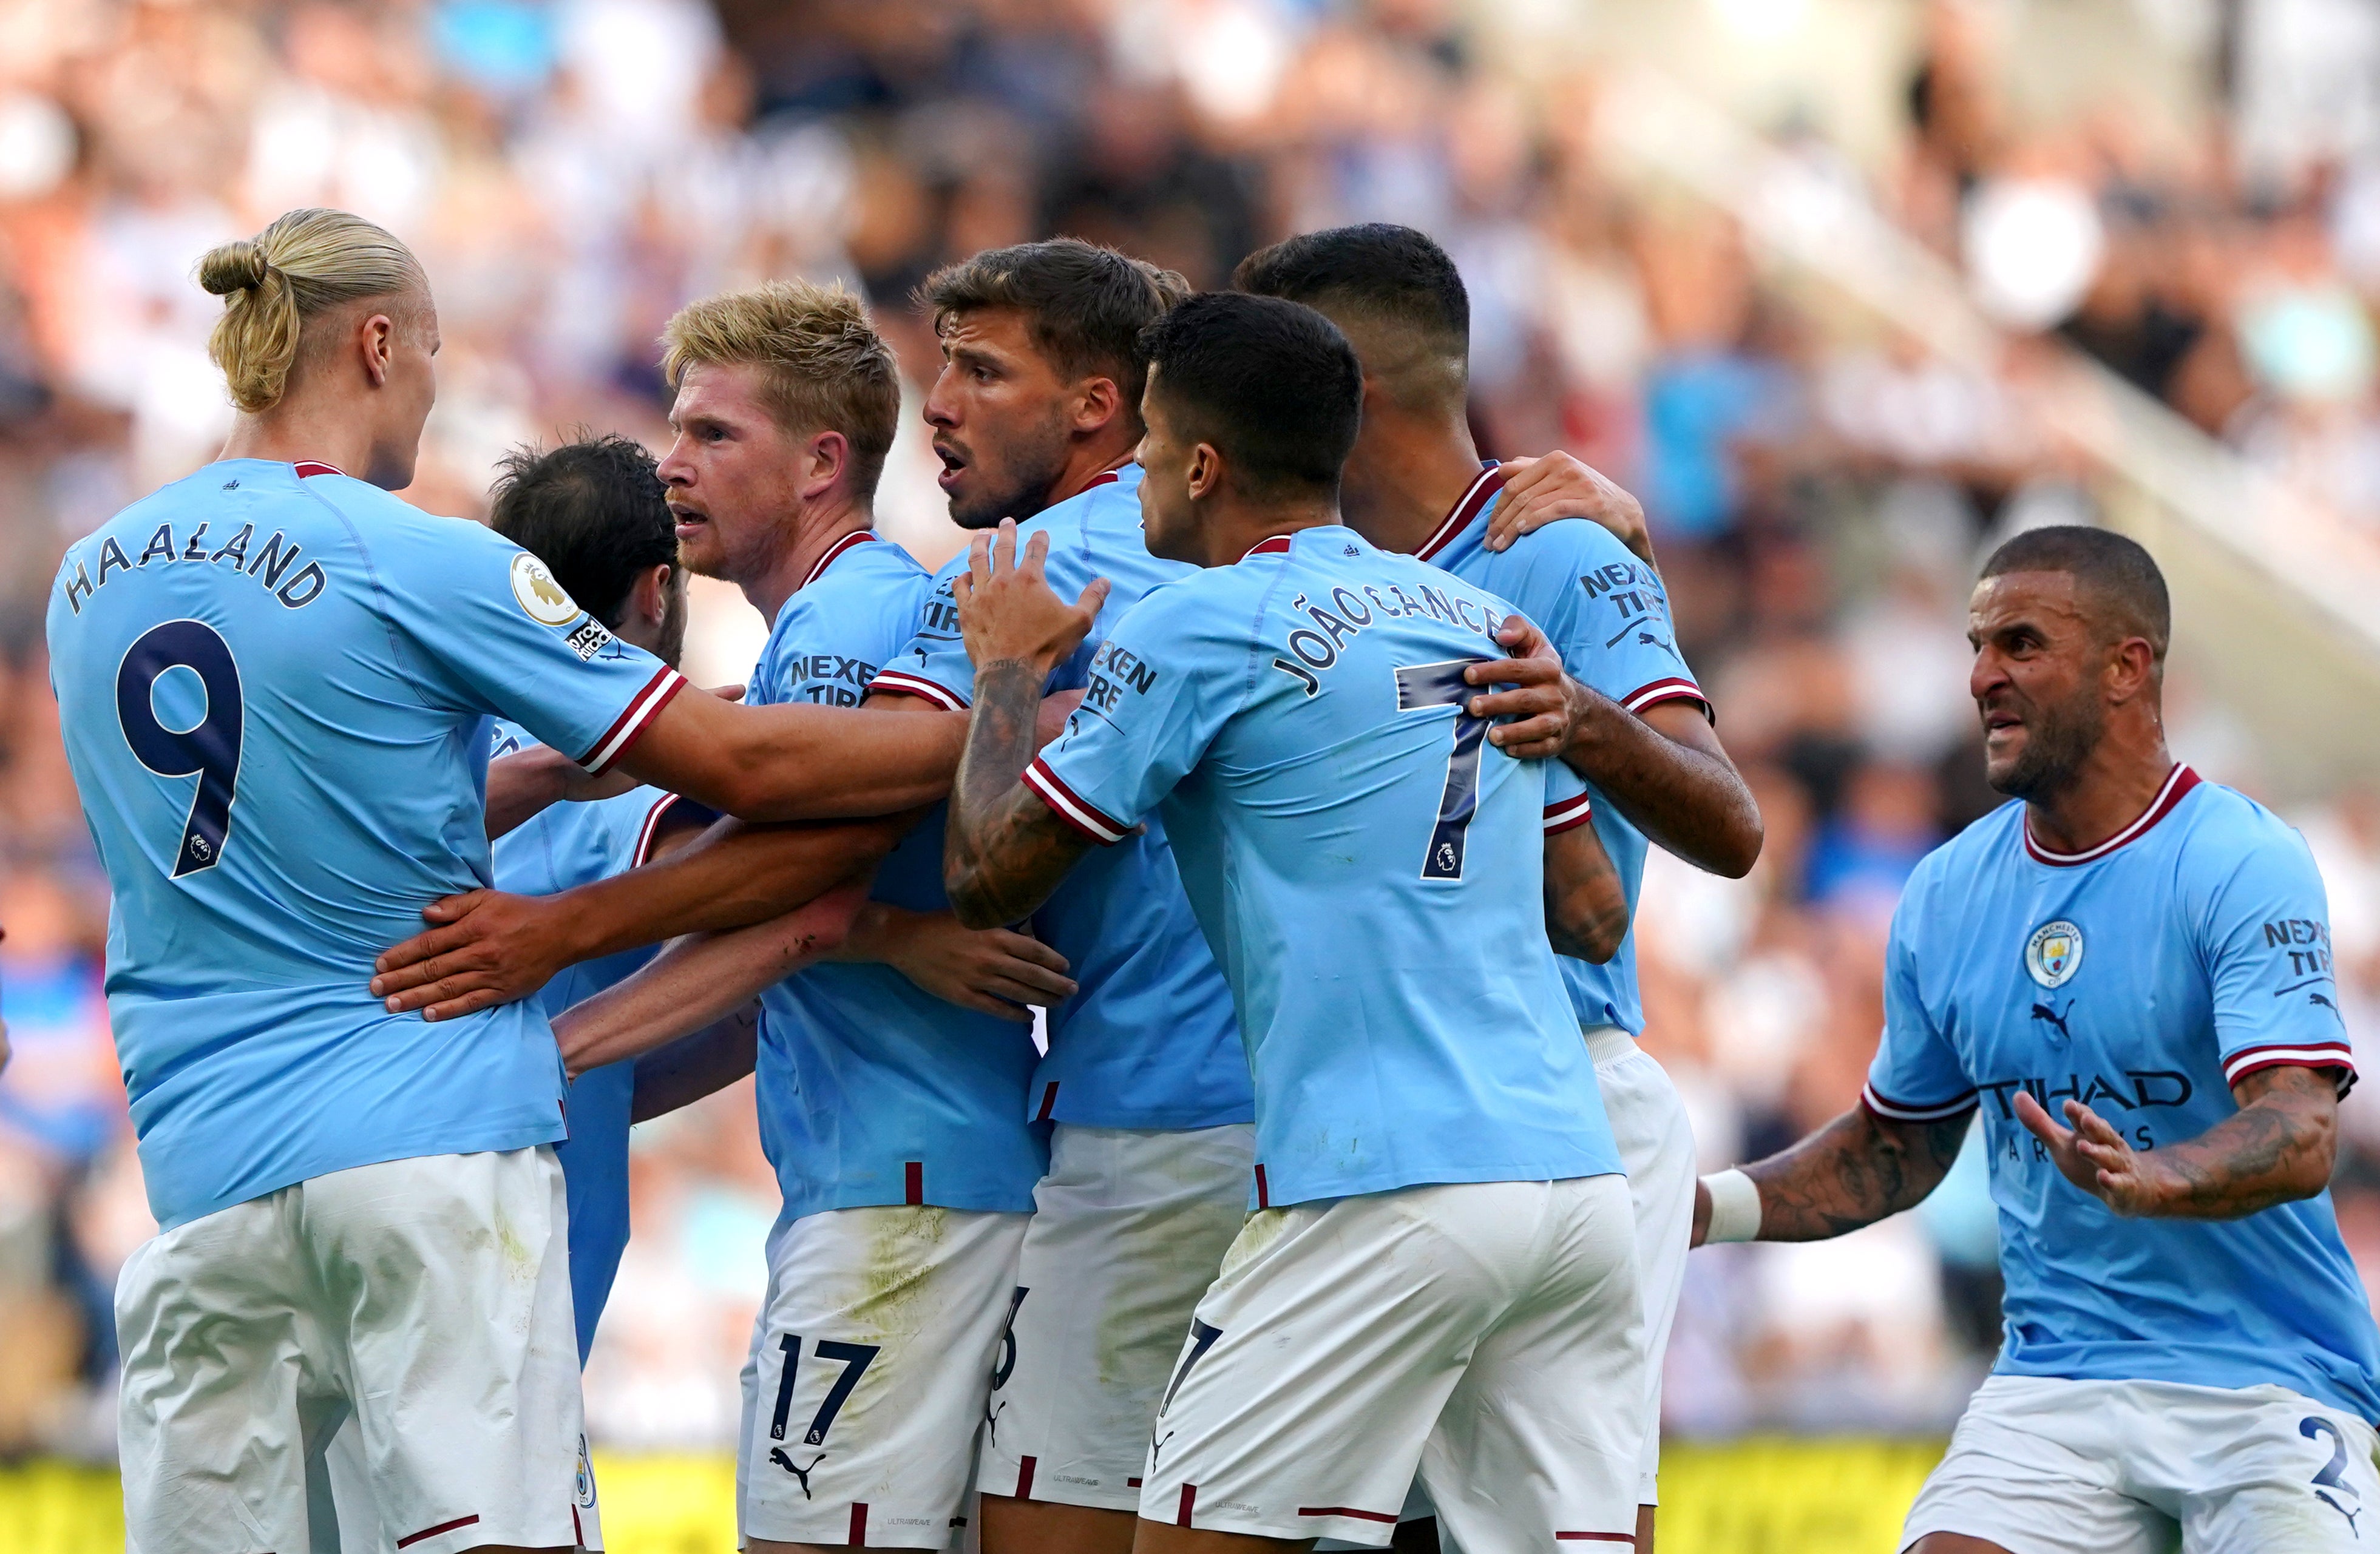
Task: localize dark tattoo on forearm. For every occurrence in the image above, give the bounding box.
[1746,1106,1973,1241]
[2148,1065,2338,1220]
[944,660,1094,927]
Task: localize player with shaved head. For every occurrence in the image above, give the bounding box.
[1692,525,2379,1553]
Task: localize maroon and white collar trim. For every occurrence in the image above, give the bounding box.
[2024,764,2200,866]
[801,530,877,589]
[1414,462,1508,562]
[293,460,344,478]
[1081,467,1124,491]
[1239,534,1296,561]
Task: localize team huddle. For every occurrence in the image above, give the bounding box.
[42,204,2378,1554]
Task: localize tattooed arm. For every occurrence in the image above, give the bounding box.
[945,660,1099,930]
[1692,1104,1973,1246]
[2013,1064,2339,1220]
[941,521,1111,931]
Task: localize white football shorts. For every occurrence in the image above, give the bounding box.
[117,1146,597,1554]
[979,1121,1253,1513]
[736,1204,1029,1549]
[1136,1174,1646,1549]
[1902,1373,2380,1553]
[1587,1024,1696,1506]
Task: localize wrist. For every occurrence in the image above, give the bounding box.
[1701,1168,1763,1242]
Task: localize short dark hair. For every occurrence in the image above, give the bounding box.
[487,433,676,628]
[1979,524,2172,662]
[1233,223,1469,346]
[918,238,1192,409]
[1142,292,1362,496]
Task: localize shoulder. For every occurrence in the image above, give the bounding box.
[1498,512,1646,578]
[2170,777,2324,897]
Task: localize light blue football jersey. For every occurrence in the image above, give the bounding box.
[1418,464,1708,1036]
[1866,766,2379,1420]
[489,718,699,1362]
[1029,524,1619,1207]
[46,460,686,1231]
[750,532,1046,1222]
[872,464,1252,1131]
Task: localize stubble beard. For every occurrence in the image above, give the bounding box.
[1987,686,2106,803]
[948,408,1074,530]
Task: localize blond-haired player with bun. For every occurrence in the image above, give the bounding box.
[43,209,1003,1554]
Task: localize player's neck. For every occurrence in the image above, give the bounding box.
[1034,425,1140,513]
[1198,494,1340,568]
[218,405,378,488]
[750,493,872,626]
[1334,406,1483,556]
[2024,716,2176,857]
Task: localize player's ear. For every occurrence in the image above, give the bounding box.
[802,430,850,499]
[628,564,671,635]
[1186,442,1221,501]
[2105,634,2158,704]
[360,311,396,388]
[1073,374,1123,436]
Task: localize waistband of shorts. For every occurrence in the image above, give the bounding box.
[1583,1025,1639,1067]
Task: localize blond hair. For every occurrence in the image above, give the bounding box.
[660,280,901,497]
[197,208,426,415]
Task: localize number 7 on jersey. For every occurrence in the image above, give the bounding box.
[1395,659,1492,882]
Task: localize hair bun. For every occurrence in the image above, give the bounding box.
[198,239,270,296]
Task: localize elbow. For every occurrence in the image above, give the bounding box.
[1709,805,1765,880]
[943,853,1005,931]
[1552,891,1629,964]
[946,879,1005,932]
[2293,1113,2341,1201]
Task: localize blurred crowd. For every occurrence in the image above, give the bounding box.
[2,0,2378,1456]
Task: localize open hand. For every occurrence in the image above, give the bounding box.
[1463,613,1581,760]
[954,521,1111,680]
[370,890,574,1021]
[1485,452,1655,567]
[2014,1092,2165,1216]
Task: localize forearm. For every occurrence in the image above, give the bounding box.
[618,697,967,822]
[1561,695,1760,877]
[1740,1104,1970,1241]
[1543,822,1628,962]
[557,888,861,1075]
[550,816,907,965]
[822,901,910,965]
[629,1004,761,1123]
[2132,1089,2337,1219]
[484,748,572,839]
[945,660,1083,929]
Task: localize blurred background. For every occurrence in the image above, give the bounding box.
[4,0,2380,1545]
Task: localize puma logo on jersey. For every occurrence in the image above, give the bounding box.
[2316,1488,2360,1533]
[769,1447,826,1498]
[2030,1000,2075,1042]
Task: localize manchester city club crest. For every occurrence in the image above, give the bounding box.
[2026,919,2084,988]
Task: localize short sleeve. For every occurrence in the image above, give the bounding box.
[1542,758,1594,834]
[1023,590,1233,846]
[1863,887,1979,1122]
[1556,524,1709,719]
[396,525,682,775]
[867,566,974,709]
[2198,828,2355,1096]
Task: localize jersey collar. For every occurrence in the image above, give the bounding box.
[1239,534,1296,561]
[292,460,344,478]
[800,529,877,589]
[2022,763,2200,866]
[1414,461,1507,562]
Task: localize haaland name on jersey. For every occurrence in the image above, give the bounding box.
[62,515,329,615]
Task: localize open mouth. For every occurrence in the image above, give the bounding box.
[935,441,969,492]
[669,503,709,540]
